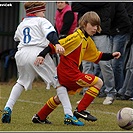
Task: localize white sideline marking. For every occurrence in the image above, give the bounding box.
[91,110,116,116]
[15,99,44,105]
[0,97,44,105]
[0,96,116,116]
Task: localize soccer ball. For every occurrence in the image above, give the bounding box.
[116,107,133,130]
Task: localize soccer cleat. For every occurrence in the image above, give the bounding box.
[64,114,84,126]
[73,108,97,122]
[32,114,52,124]
[1,107,12,123]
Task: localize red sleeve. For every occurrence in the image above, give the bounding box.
[94,52,103,64]
[49,43,56,54]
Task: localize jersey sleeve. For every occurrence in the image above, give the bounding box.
[59,31,81,56]
[40,18,56,38]
[83,37,103,63]
[14,28,20,42]
[49,43,56,54]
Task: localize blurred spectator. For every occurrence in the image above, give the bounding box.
[110,3,132,92]
[55,1,77,39]
[53,1,78,66]
[116,2,133,100]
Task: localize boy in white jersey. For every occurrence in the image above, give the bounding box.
[1,2,84,126]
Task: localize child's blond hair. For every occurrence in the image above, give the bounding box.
[78,11,102,34]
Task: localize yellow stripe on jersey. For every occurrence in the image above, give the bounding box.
[76,79,90,87]
[91,76,99,86]
[59,29,83,56]
[76,76,98,87]
[46,97,58,109]
[68,88,82,95]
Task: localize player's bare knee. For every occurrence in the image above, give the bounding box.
[54,95,61,104]
[95,77,103,89]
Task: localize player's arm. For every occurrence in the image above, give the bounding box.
[39,43,55,58]
[47,31,65,54]
[100,52,121,60]
[34,31,60,66]
[34,44,55,66]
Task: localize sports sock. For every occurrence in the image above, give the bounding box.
[77,86,100,112]
[5,82,24,111]
[37,96,59,120]
[56,86,73,116]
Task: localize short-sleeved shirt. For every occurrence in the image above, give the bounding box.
[14,16,56,49]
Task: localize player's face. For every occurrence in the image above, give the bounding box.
[35,11,45,18]
[84,23,97,36]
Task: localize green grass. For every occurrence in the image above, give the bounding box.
[0,79,133,132]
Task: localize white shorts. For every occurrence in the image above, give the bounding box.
[15,46,59,90]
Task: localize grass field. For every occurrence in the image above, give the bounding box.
[0,79,133,132]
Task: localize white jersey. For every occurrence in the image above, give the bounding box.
[14,16,59,90]
[14,16,56,49]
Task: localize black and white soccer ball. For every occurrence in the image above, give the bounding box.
[117,107,133,130]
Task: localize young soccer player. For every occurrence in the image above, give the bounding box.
[1,2,83,126]
[33,11,121,125]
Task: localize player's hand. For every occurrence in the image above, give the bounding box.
[34,56,44,66]
[55,44,65,55]
[112,52,121,59]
